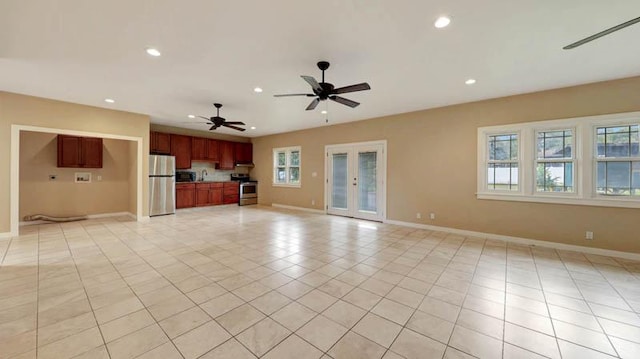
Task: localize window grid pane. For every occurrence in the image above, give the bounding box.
[596,161,640,196]
[597,125,639,158]
[536,162,574,192]
[488,134,518,191]
[537,130,573,159]
[273,147,301,185]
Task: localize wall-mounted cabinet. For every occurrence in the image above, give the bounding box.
[150,132,171,154]
[57,135,103,168]
[149,131,251,170]
[235,142,253,164]
[192,137,220,162]
[170,134,192,169]
[218,141,235,170]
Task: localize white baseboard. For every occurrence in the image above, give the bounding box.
[384,219,640,261]
[19,212,136,226]
[0,232,12,239]
[271,203,325,214]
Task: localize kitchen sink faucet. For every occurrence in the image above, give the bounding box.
[201,169,208,181]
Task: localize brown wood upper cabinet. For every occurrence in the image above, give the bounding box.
[170,135,192,169]
[191,137,220,162]
[218,141,235,170]
[150,132,171,154]
[57,135,103,168]
[234,142,253,164]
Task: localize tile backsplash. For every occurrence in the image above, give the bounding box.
[190,161,250,181]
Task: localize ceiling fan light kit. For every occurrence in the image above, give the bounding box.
[274,61,371,111]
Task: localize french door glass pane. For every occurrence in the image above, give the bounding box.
[332,153,348,209]
[358,151,377,212]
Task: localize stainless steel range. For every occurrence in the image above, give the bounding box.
[231,174,258,206]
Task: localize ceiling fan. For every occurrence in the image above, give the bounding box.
[274,61,371,110]
[198,103,245,131]
[563,16,640,49]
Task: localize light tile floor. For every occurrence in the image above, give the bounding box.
[1,205,640,358]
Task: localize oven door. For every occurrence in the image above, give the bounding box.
[240,182,257,198]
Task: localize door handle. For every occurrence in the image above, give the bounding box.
[353,182,357,186]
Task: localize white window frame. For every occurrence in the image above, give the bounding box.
[477,111,640,209]
[273,146,301,187]
[594,124,640,197]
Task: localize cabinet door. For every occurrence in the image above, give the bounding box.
[223,194,239,204]
[191,137,207,160]
[195,184,210,206]
[170,135,192,169]
[235,142,253,163]
[155,132,171,154]
[207,139,220,161]
[210,187,223,205]
[81,137,103,168]
[176,185,196,208]
[218,141,235,170]
[57,135,81,167]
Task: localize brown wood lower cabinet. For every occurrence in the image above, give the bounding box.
[176,183,196,209]
[223,182,239,204]
[177,182,237,209]
[195,182,224,206]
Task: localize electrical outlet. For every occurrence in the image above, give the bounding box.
[430,213,436,220]
[585,231,594,240]
[97,175,102,181]
[416,213,421,219]
[49,175,57,181]
[311,199,315,206]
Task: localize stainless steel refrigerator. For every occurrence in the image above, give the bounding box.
[149,155,176,216]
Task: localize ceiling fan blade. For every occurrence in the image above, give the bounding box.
[563,16,640,49]
[306,98,320,111]
[332,82,371,94]
[223,124,246,132]
[301,75,323,93]
[330,95,360,108]
[209,125,218,131]
[224,121,245,125]
[274,93,315,97]
[198,116,211,121]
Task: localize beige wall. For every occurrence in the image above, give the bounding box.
[252,76,640,253]
[0,91,150,233]
[19,132,132,218]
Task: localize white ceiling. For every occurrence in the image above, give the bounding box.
[1,1,640,137]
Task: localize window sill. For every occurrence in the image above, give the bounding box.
[272,183,301,188]
[477,192,640,209]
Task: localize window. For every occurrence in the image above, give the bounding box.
[596,125,640,196]
[273,146,301,187]
[536,129,574,192]
[477,111,640,208]
[487,134,519,190]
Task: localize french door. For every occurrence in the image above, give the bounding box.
[326,141,386,221]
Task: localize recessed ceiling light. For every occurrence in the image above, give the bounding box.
[188,115,195,119]
[465,78,476,85]
[104,98,115,103]
[146,48,161,57]
[254,87,263,93]
[250,126,256,130]
[434,16,451,28]
[321,110,328,114]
